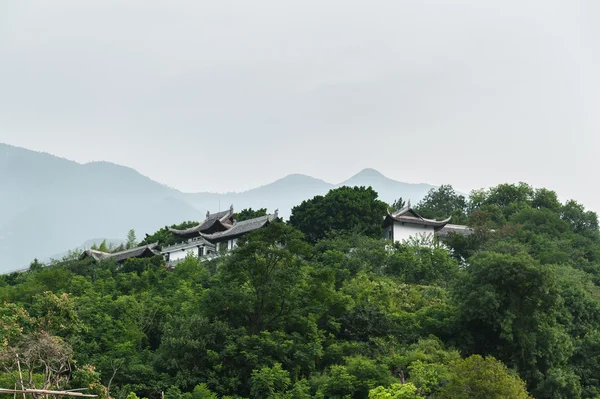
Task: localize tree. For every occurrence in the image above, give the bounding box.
[369,383,423,399]
[191,383,218,399]
[437,355,531,399]
[29,258,43,272]
[561,200,599,238]
[0,331,74,390]
[344,356,396,399]
[126,229,137,250]
[454,251,573,392]
[415,185,467,225]
[321,365,356,399]
[531,188,562,212]
[250,363,290,399]
[98,240,109,252]
[207,222,310,334]
[237,208,268,222]
[140,221,199,246]
[289,186,389,243]
[390,198,406,212]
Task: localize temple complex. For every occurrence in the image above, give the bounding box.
[79,203,469,268]
[161,206,279,263]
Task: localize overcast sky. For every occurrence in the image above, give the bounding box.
[1,1,599,207]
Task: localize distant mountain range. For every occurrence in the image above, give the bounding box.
[0,143,437,272]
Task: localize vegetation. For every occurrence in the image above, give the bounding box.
[235,208,268,222]
[289,186,389,243]
[1,182,600,398]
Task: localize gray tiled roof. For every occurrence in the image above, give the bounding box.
[169,208,234,236]
[385,206,451,230]
[201,214,276,242]
[80,249,111,262]
[437,224,473,238]
[109,243,161,263]
[82,243,160,263]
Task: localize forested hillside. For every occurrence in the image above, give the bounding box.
[1,183,599,398]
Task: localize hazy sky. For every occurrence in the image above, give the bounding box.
[1,1,599,207]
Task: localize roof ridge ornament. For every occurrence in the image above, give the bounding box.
[274,209,279,219]
[206,210,210,219]
[230,204,234,213]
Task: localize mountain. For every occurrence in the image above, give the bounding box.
[0,143,437,271]
[338,168,436,204]
[183,174,334,217]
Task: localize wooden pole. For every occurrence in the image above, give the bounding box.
[15,355,26,399]
[0,389,97,398]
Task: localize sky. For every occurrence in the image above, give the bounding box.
[1,1,599,207]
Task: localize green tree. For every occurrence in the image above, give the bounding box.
[454,251,573,392]
[561,200,599,238]
[98,240,109,252]
[29,258,43,272]
[207,222,310,334]
[344,356,396,399]
[250,363,291,399]
[437,355,530,399]
[236,208,268,222]
[191,383,218,399]
[321,365,355,399]
[390,198,406,212]
[415,185,467,225]
[290,186,388,243]
[368,383,423,399]
[126,229,137,249]
[140,221,199,246]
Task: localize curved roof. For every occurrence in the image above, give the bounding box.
[109,243,161,263]
[200,214,277,243]
[169,208,234,236]
[385,206,451,230]
[80,243,160,263]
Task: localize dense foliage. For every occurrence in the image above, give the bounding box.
[235,208,268,222]
[1,183,600,398]
[289,186,389,243]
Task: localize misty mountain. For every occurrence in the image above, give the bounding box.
[0,143,437,272]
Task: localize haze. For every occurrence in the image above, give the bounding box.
[1,1,599,208]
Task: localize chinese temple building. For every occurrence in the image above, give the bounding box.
[162,206,279,263]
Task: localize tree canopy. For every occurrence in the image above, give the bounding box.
[289,186,389,243]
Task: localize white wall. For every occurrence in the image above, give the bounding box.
[391,222,434,243]
[168,246,199,261]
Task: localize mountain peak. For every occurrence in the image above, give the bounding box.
[351,168,386,179]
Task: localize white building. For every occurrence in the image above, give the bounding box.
[383,206,454,243]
